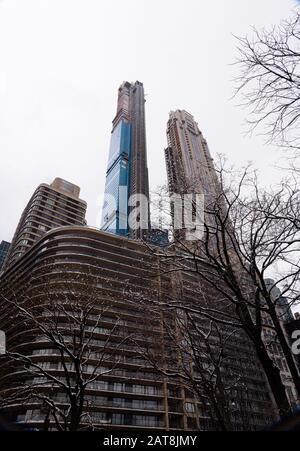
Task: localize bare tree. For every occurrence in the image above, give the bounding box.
[0,268,132,431]
[146,161,300,418]
[234,10,300,148]
[134,302,246,431]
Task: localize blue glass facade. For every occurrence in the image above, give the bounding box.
[102,121,131,236]
[102,81,151,239]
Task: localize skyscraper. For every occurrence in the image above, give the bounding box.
[0,241,10,272]
[165,110,224,240]
[165,110,218,198]
[102,81,150,239]
[3,178,87,270]
[163,110,279,426]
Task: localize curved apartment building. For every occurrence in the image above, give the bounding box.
[0,227,186,431]
[0,227,275,431]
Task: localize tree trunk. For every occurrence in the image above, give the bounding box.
[69,397,80,432]
[236,302,291,418]
[215,373,234,431]
[204,385,233,431]
[255,343,291,417]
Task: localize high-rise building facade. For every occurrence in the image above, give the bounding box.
[165,110,218,199]
[262,280,299,407]
[0,241,10,272]
[102,81,150,239]
[164,110,223,242]
[163,109,280,427]
[3,178,87,270]
[0,227,274,431]
[0,227,188,431]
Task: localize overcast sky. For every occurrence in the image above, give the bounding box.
[0,0,298,242]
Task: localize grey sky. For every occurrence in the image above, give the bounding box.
[0,0,297,242]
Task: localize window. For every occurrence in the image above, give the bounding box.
[185,402,195,413]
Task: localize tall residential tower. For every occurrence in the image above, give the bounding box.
[165,110,218,198]
[101,81,150,240]
[165,110,223,239]
[3,178,87,270]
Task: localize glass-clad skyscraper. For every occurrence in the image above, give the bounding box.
[102,81,150,239]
